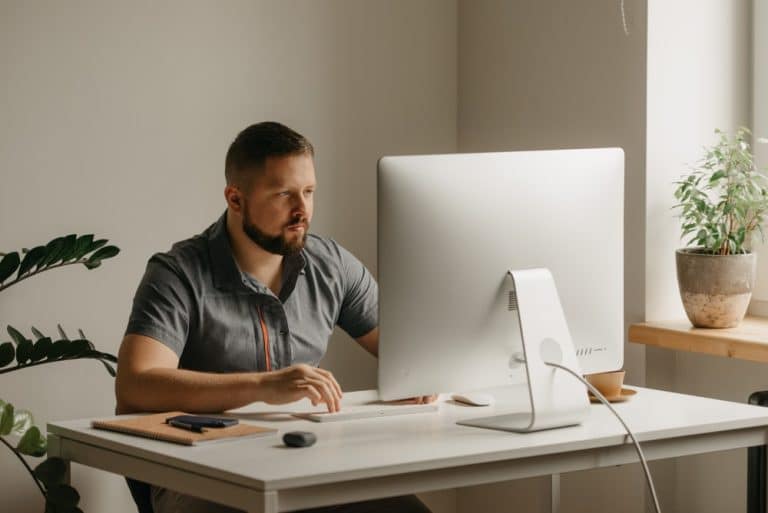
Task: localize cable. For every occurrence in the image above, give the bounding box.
[544,361,661,513]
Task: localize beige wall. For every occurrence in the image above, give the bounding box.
[457,1,647,512]
[644,1,753,512]
[0,2,457,512]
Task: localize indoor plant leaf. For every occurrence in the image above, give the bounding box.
[30,326,46,340]
[72,234,94,260]
[7,325,30,345]
[0,342,15,367]
[47,339,70,360]
[17,425,47,456]
[31,337,53,362]
[39,237,65,269]
[65,340,91,358]
[16,246,47,278]
[15,339,33,365]
[0,251,20,283]
[11,409,33,436]
[83,245,120,269]
[46,484,80,508]
[57,234,78,263]
[0,402,15,435]
[34,457,68,488]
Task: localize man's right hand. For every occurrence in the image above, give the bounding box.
[260,364,343,412]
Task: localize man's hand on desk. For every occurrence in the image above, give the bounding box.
[261,364,343,413]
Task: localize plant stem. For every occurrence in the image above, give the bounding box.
[0,435,46,498]
[0,260,89,293]
[0,356,108,375]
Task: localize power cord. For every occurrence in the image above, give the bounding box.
[544,361,661,513]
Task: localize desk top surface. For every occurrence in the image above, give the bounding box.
[48,386,768,491]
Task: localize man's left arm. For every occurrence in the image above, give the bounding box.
[355,327,378,357]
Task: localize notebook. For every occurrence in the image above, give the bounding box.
[92,411,277,446]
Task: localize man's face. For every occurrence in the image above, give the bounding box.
[238,153,316,256]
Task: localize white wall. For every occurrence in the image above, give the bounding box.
[753,0,768,301]
[645,1,752,512]
[457,1,647,512]
[0,2,457,512]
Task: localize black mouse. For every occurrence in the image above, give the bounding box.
[283,431,317,448]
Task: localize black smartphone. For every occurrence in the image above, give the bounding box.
[165,415,238,429]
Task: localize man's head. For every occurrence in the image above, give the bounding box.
[224,122,316,256]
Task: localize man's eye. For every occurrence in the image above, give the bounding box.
[279,191,291,197]
[304,190,314,197]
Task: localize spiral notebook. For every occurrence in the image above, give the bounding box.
[92,411,277,446]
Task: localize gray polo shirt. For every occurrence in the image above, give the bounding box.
[125,213,378,373]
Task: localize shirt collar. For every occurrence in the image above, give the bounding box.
[207,211,308,295]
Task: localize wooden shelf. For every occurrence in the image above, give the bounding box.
[628,316,768,363]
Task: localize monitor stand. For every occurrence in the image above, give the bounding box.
[458,268,590,432]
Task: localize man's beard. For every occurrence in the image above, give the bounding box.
[242,213,308,256]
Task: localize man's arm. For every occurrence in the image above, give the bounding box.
[115,334,342,414]
[355,327,378,357]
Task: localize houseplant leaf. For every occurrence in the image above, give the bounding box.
[0,342,15,367]
[39,237,65,269]
[15,340,33,365]
[17,246,46,278]
[84,245,119,269]
[35,458,67,488]
[57,234,78,263]
[31,337,53,362]
[72,234,94,260]
[0,252,20,283]
[47,340,70,360]
[17,425,47,456]
[34,457,68,488]
[11,409,33,436]
[7,325,30,345]
[0,402,15,435]
[46,483,80,508]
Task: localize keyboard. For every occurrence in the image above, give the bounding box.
[292,402,439,422]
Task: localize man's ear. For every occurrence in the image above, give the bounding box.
[224,185,243,213]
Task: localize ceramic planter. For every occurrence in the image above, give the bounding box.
[675,248,756,328]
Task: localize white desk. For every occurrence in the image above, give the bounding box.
[48,387,768,513]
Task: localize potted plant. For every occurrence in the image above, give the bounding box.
[0,234,118,512]
[673,127,768,328]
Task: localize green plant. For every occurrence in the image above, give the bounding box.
[0,234,119,513]
[673,127,768,255]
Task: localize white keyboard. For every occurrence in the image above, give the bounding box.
[292,402,439,422]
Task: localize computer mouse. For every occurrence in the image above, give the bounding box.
[283,431,317,448]
[451,393,495,407]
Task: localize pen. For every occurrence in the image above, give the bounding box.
[167,419,206,433]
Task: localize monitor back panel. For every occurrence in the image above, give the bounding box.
[377,148,624,400]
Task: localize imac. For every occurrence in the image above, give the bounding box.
[377,148,624,431]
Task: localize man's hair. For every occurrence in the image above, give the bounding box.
[225,121,314,187]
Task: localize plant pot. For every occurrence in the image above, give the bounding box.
[675,248,756,328]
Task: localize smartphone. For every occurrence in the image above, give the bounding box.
[165,415,239,428]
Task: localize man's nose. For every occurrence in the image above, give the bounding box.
[292,194,308,215]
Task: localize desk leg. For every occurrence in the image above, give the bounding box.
[748,392,768,513]
[550,473,560,513]
[46,434,71,485]
[246,491,277,513]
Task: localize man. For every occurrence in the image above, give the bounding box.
[115,122,433,513]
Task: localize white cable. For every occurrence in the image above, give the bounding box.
[544,361,661,513]
[619,0,630,36]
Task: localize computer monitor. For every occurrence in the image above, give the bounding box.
[377,148,624,405]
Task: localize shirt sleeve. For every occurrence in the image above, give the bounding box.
[335,244,379,339]
[124,254,194,357]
